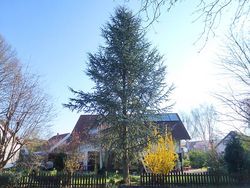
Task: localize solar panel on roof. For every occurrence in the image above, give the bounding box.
[148,113,180,122]
[161,114,170,121]
[169,113,179,121]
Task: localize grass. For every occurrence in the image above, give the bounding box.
[106,173,141,185]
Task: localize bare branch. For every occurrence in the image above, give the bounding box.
[126,0,249,48]
[216,31,250,130]
[181,103,218,143]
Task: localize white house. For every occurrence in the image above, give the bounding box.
[0,125,22,169]
[216,131,241,154]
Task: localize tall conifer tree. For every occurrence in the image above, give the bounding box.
[65,7,174,183]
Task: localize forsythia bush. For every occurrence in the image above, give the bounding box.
[65,154,81,173]
[143,131,177,174]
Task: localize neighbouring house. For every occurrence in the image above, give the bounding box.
[32,133,71,170]
[216,131,250,154]
[33,133,71,156]
[69,115,101,171]
[24,138,48,156]
[186,140,210,152]
[0,124,22,169]
[47,133,71,153]
[3,142,21,169]
[70,113,191,171]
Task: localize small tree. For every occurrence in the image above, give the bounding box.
[224,135,250,174]
[142,131,177,174]
[64,132,84,173]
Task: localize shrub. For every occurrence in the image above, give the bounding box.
[189,150,208,169]
[0,171,21,188]
[16,151,45,173]
[224,136,250,174]
[206,149,226,173]
[64,154,81,173]
[183,158,190,167]
[142,131,177,174]
[0,174,11,188]
[48,152,67,171]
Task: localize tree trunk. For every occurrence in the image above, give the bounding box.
[122,148,130,184]
[122,120,130,184]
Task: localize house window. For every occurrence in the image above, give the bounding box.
[89,128,98,135]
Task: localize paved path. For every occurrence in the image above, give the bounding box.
[183,168,207,173]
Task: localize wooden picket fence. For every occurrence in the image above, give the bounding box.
[140,172,250,187]
[2,171,250,188]
[1,172,106,188]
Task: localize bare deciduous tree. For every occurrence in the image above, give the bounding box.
[0,35,54,170]
[216,32,250,130]
[181,104,218,145]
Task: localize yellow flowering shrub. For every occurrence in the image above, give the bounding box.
[142,130,177,174]
[65,154,81,173]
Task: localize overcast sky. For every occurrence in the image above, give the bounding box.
[0,1,235,136]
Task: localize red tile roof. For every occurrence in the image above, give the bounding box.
[71,114,190,142]
[48,133,70,143]
[71,115,99,142]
